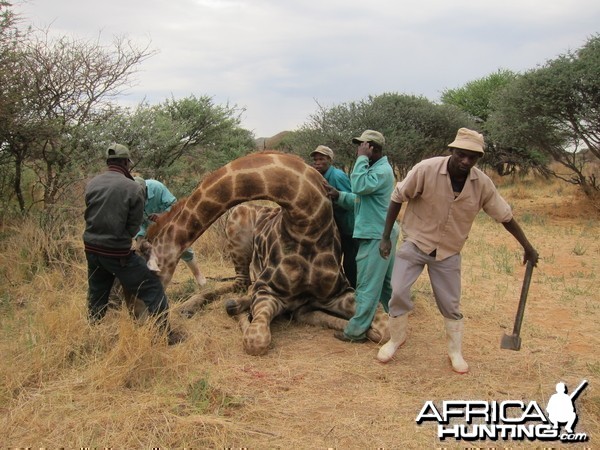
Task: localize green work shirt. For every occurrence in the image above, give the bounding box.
[135,179,177,238]
[337,155,397,239]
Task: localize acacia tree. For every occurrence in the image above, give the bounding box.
[0,1,28,212]
[102,95,255,191]
[278,99,365,171]
[2,26,156,212]
[441,70,549,175]
[488,34,600,195]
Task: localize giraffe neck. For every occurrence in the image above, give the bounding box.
[150,152,334,285]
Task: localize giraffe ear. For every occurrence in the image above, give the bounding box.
[147,249,161,273]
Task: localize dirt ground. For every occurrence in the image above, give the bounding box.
[1,174,599,448]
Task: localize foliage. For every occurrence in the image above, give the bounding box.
[441,70,550,176]
[0,2,256,215]
[487,34,600,195]
[0,1,27,213]
[0,22,156,213]
[100,95,255,197]
[441,69,517,122]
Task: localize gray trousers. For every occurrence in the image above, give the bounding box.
[388,241,463,320]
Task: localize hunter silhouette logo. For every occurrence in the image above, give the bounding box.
[416,379,589,443]
[546,380,587,435]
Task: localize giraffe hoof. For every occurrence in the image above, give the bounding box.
[225,299,239,316]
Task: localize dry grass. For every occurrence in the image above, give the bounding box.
[1,172,599,448]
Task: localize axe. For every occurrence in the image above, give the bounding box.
[501,260,534,351]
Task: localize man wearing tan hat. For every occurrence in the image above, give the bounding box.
[310,145,358,288]
[377,128,539,373]
[325,130,399,343]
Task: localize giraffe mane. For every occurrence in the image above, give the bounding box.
[146,196,189,241]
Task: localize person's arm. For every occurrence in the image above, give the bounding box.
[351,143,384,195]
[333,171,352,193]
[325,183,356,211]
[379,200,402,259]
[502,218,539,266]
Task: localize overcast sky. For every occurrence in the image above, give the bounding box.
[17,0,600,138]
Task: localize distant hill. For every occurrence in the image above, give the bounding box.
[254,131,291,150]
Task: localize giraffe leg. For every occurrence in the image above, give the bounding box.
[231,262,252,293]
[225,294,253,317]
[174,282,236,317]
[369,307,391,344]
[225,204,258,293]
[311,290,390,343]
[242,290,284,356]
[295,307,388,343]
[294,307,348,331]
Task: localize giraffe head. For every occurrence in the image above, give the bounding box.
[146,198,193,286]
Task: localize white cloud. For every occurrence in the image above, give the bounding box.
[17,0,600,137]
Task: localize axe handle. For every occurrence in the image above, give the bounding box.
[511,261,534,336]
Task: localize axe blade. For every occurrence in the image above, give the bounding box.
[500,332,522,351]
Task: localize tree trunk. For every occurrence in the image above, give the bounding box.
[13,154,25,213]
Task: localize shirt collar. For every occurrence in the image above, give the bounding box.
[107,163,134,180]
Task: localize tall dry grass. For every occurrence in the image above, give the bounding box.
[1,172,599,448]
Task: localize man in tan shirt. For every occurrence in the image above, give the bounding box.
[377,128,539,373]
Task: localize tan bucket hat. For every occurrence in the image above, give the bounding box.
[310,145,334,160]
[448,128,485,154]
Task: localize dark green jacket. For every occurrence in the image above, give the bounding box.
[83,167,145,256]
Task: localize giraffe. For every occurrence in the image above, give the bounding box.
[224,203,276,293]
[146,151,389,355]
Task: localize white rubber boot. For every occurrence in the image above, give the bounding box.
[444,318,469,374]
[185,256,207,286]
[376,314,408,363]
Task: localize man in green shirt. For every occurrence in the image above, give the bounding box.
[325,130,399,342]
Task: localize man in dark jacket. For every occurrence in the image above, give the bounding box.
[83,143,182,345]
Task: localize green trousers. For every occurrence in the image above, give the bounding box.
[343,227,399,340]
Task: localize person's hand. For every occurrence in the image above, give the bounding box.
[356,141,373,159]
[325,184,340,201]
[379,237,392,259]
[148,213,161,222]
[523,245,539,267]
